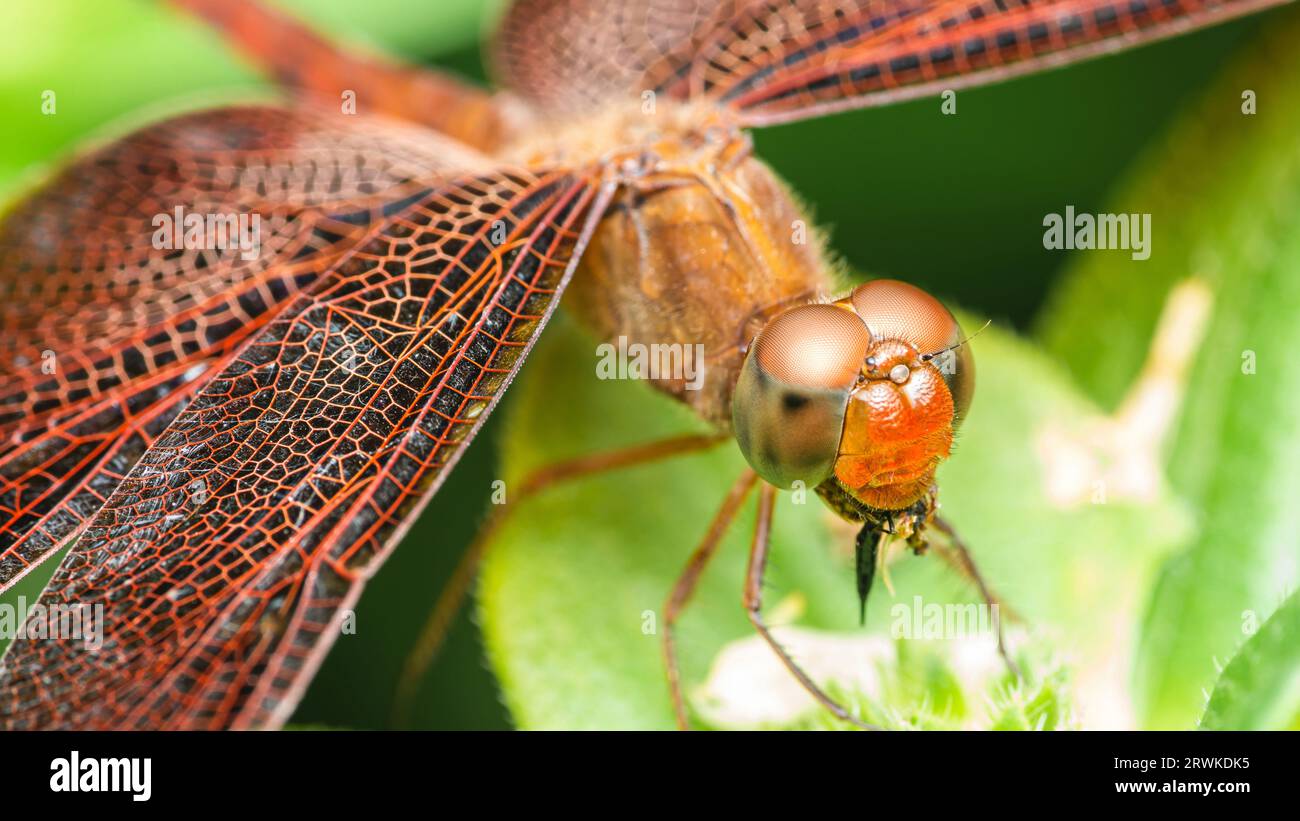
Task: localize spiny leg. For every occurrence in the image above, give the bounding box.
[931,515,1022,680]
[662,468,759,731]
[392,431,728,726]
[745,484,883,731]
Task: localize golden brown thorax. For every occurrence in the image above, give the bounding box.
[506,101,834,426]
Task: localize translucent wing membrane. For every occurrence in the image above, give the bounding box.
[685,0,1294,126]
[497,0,1291,124]
[0,106,487,603]
[495,0,723,112]
[0,161,604,729]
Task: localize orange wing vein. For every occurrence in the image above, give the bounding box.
[0,105,487,599]
[0,161,607,729]
[495,0,1292,125]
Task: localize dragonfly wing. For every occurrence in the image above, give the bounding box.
[0,166,608,729]
[674,0,1295,126]
[169,0,517,152]
[495,0,1291,124]
[0,105,489,596]
[494,0,722,112]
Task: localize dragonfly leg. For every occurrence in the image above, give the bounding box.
[393,431,728,726]
[662,469,759,730]
[930,515,1022,680]
[744,484,884,731]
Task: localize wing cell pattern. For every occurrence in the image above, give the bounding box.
[0,106,488,597]
[0,167,601,729]
[495,0,1289,124]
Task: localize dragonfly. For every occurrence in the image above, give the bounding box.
[0,0,1287,730]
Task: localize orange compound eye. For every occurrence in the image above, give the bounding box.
[849,279,974,427]
[731,303,870,489]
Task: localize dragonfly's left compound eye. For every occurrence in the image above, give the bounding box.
[732,303,870,489]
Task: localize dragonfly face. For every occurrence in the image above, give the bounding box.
[732,279,972,512]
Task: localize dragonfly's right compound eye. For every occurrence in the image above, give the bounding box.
[732,303,870,489]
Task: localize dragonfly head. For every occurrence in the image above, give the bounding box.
[732,280,973,512]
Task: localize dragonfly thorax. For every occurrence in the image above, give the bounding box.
[568,148,835,426]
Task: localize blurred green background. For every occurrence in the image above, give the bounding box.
[2,0,1295,729]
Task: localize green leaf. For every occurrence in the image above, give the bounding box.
[479,308,1188,729]
[1200,590,1300,731]
[1035,9,1300,728]
[785,637,1077,731]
